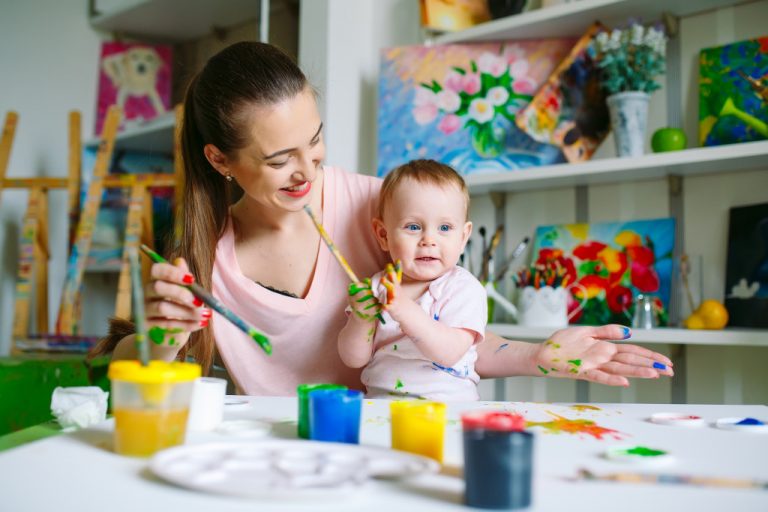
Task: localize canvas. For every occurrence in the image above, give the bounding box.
[377,39,575,177]
[530,218,676,326]
[516,23,610,163]
[724,202,768,328]
[95,42,173,136]
[699,37,768,146]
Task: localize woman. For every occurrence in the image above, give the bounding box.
[101,41,673,395]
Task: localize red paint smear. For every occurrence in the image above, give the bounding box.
[526,412,624,440]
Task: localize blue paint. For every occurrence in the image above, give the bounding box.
[653,362,667,370]
[308,388,363,444]
[621,326,632,339]
[431,361,466,377]
[433,313,439,320]
[495,342,510,354]
[463,424,533,509]
[736,417,765,426]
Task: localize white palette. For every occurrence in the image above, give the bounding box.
[150,440,440,499]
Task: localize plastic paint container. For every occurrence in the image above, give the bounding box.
[309,388,363,444]
[296,383,347,439]
[462,411,533,510]
[108,360,201,457]
[390,401,446,462]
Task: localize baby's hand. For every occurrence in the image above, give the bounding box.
[380,260,403,309]
[348,278,382,322]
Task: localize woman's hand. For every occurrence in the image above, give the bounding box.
[144,257,211,349]
[535,324,674,386]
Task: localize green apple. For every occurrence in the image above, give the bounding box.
[651,128,687,152]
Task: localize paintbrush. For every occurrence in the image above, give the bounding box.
[680,253,696,314]
[482,225,504,281]
[465,238,474,275]
[139,244,272,355]
[576,468,768,490]
[494,236,530,283]
[128,247,150,366]
[478,226,487,279]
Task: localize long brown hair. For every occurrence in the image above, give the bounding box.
[91,42,309,374]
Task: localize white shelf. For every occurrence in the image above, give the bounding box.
[433,0,749,44]
[85,111,176,153]
[488,323,768,347]
[90,0,259,42]
[466,140,768,194]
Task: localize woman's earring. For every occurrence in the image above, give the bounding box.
[225,173,233,182]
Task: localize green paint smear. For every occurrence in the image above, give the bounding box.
[393,344,398,351]
[618,446,667,457]
[537,365,549,375]
[568,359,582,367]
[148,326,167,345]
[395,378,404,390]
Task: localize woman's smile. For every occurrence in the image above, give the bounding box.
[280,180,312,198]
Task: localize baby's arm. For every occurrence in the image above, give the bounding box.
[338,280,380,368]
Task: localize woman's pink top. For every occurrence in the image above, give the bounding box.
[211,166,387,395]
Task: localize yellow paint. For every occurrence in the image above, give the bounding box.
[390,401,446,462]
[113,408,189,457]
[565,223,588,241]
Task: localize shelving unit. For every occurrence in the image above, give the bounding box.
[83,110,175,152]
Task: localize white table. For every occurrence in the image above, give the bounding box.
[1,398,767,511]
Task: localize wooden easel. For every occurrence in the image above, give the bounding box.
[1,105,183,351]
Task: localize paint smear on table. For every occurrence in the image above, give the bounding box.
[527,412,624,440]
[570,404,601,412]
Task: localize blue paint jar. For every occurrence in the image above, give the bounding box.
[462,411,533,509]
[308,388,363,444]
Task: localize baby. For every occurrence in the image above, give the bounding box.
[338,159,487,400]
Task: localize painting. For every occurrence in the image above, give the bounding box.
[724,202,768,328]
[515,23,610,163]
[95,41,173,136]
[376,39,576,177]
[81,148,175,270]
[699,37,768,146]
[530,218,676,326]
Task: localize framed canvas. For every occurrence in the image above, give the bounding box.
[95,42,173,136]
[377,39,575,177]
[515,23,610,163]
[724,202,768,328]
[699,37,768,147]
[530,218,676,326]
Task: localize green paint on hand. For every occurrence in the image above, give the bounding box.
[393,344,398,351]
[148,326,167,345]
[395,378,404,390]
[550,368,558,372]
[554,344,561,348]
[569,368,579,374]
[356,294,374,303]
[537,365,549,375]
[568,359,582,367]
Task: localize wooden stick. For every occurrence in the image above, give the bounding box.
[303,205,360,283]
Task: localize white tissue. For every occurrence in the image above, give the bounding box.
[50,386,109,429]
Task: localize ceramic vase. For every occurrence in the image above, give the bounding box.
[606,91,650,157]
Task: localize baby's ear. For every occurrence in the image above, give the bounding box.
[372,217,389,251]
[461,221,473,249]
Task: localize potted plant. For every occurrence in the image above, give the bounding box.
[589,22,667,157]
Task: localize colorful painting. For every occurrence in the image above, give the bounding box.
[531,218,676,326]
[699,37,768,146]
[376,39,576,177]
[95,42,173,136]
[516,23,610,163]
[724,202,768,328]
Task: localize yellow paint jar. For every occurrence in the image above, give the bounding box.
[108,360,201,457]
[390,401,446,462]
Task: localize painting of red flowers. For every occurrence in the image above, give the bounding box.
[531,218,675,326]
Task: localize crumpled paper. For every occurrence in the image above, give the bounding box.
[50,386,109,429]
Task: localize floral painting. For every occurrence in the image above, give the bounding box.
[516,23,610,163]
[531,218,675,326]
[699,37,768,146]
[376,39,576,177]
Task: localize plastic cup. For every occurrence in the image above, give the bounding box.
[462,411,533,509]
[309,388,363,444]
[296,383,347,439]
[108,360,201,457]
[390,401,446,462]
[186,377,227,432]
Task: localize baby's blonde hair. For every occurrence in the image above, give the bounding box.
[378,159,470,220]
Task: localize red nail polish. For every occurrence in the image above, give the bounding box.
[182,274,195,284]
[201,309,212,318]
[193,297,203,307]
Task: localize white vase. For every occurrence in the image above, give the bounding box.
[606,91,650,157]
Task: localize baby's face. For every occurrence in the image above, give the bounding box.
[374,179,471,283]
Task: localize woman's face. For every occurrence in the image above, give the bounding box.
[208,87,326,212]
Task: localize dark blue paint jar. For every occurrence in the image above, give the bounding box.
[308,388,363,443]
[462,411,533,509]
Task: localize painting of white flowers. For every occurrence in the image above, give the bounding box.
[376,39,576,177]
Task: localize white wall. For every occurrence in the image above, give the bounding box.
[0,0,103,352]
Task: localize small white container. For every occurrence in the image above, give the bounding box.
[186,377,227,432]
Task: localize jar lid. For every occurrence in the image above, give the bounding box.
[461,411,526,432]
[108,360,201,384]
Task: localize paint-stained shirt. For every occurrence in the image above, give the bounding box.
[212,166,388,395]
[361,266,487,401]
